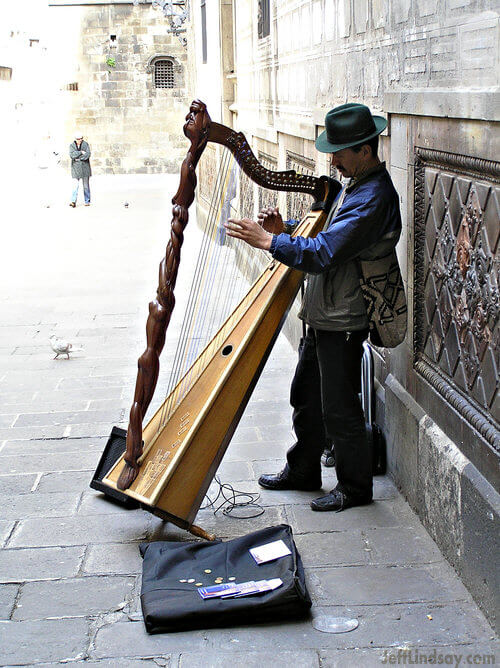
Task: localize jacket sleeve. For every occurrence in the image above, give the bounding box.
[69,143,81,160]
[270,186,396,274]
[80,143,91,161]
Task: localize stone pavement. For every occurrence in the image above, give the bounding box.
[0,174,497,667]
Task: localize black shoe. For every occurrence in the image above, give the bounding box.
[69,202,76,208]
[258,468,321,492]
[310,489,372,512]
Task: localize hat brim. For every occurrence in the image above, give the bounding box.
[315,115,387,153]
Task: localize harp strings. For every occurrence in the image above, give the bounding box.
[157,148,233,429]
[157,148,268,431]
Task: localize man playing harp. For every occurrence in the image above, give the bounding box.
[226,103,402,513]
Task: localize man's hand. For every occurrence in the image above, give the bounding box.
[258,206,284,235]
[225,218,273,251]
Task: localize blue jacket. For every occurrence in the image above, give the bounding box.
[270,163,402,331]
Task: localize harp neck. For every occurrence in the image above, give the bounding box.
[208,121,329,205]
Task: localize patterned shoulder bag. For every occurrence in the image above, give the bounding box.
[357,250,407,348]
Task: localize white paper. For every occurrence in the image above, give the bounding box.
[249,539,292,564]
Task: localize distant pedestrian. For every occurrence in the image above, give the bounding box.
[69,133,91,207]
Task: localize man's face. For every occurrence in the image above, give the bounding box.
[330,147,363,178]
[76,138,83,146]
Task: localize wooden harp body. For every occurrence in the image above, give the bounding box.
[94,101,340,539]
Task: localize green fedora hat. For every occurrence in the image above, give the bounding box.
[315,102,387,153]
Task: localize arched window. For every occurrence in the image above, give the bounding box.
[154,59,174,89]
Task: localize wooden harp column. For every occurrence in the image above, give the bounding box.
[98,100,340,539]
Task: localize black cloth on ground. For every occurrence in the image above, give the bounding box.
[140,524,311,633]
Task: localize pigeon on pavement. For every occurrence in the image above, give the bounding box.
[49,335,83,359]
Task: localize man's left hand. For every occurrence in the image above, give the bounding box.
[225,218,273,251]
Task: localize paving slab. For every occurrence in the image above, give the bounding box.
[295,531,369,567]
[37,470,96,493]
[68,422,124,438]
[0,425,70,441]
[288,500,407,533]
[8,512,151,548]
[0,583,19,619]
[362,526,445,565]
[78,491,136,516]
[91,619,214,659]
[0,618,89,665]
[0,491,80,520]
[12,575,135,620]
[178,650,320,667]
[0,450,100,475]
[83,542,144,575]
[0,473,37,495]
[1,436,106,455]
[0,546,85,583]
[0,521,14,548]
[320,644,500,667]
[13,409,122,428]
[307,562,471,606]
[215,459,253,482]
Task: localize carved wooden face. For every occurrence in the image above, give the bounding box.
[183,100,210,141]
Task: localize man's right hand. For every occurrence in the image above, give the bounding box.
[258,206,284,235]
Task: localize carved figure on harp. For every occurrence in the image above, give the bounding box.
[117,100,212,491]
[225,102,402,514]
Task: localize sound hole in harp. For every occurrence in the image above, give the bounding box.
[221,344,233,357]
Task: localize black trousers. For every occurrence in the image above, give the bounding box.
[286,326,372,499]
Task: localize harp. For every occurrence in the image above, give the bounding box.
[92,100,340,540]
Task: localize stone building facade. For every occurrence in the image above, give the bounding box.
[189,0,500,629]
[48,0,190,174]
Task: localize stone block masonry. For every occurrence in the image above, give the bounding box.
[49,2,190,174]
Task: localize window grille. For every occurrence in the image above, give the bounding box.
[154,60,174,88]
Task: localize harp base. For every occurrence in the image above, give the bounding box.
[90,426,217,541]
[90,426,140,509]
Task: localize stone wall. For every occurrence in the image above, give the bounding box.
[48,0,191,174]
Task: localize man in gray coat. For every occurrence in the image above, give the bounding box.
[69,133,91,207]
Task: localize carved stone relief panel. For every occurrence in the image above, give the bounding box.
[414,148,499,451]
[286,151,316,221]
